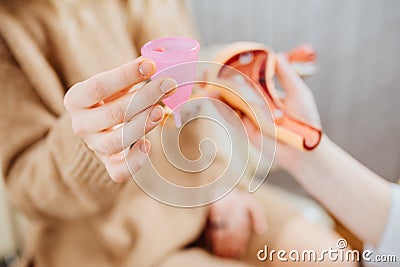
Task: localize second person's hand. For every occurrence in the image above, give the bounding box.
[243,54,322,171]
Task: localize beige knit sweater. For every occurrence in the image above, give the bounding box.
[0,1,265,266]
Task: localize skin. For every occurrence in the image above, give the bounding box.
[242,55,392,246]
[206,53,392,260]
[64,57,178,182]
[64,56,268,259]
[205,188,267,259]
[64,54,391,262]
[204,53,322,259]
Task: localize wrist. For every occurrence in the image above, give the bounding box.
[287,134,335,178]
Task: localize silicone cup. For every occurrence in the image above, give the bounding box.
[141,37,200,127]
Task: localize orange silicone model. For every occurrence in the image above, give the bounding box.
[212,42,322,151]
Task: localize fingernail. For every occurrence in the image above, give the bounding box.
[149,106,164,123]
[139,140,150,154]
[138,60,155,76]
[160,78,177,93]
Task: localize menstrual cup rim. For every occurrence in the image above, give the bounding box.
[141,36,200,62]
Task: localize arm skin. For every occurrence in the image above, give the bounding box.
[288,135,392,246]
[239,54,394,248]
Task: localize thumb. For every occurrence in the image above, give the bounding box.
[276,54,311,98]
[248,198,267,235]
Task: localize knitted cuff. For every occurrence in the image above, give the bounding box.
[47,113,123,201]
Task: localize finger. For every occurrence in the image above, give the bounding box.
[104,139,150,183]
[248,199,267,235]
[276,54,311,98]
[232,232,249,258]
[228,213,252,257]
[210,229,228,257]
[216,229,246,259]
[86,105,164,155]
[222,230,246,259]
[208,216,245,257]
[242,116,263,148]
[77,78,176,133]
[104,88,130,104]
[205,88,221,99]
[64,58,156,109]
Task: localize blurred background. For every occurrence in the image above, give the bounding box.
[1,0,400,261]
[187,0,400,188]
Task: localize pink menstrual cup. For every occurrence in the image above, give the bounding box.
[141,36,200,127]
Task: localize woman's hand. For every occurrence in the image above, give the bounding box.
[243,54,321,170]
[205,189,267,259]
[64,58,177,182]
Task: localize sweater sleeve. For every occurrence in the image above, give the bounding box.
[0,37,122,221]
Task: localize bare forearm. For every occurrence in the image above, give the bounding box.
[288,136,392,246]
